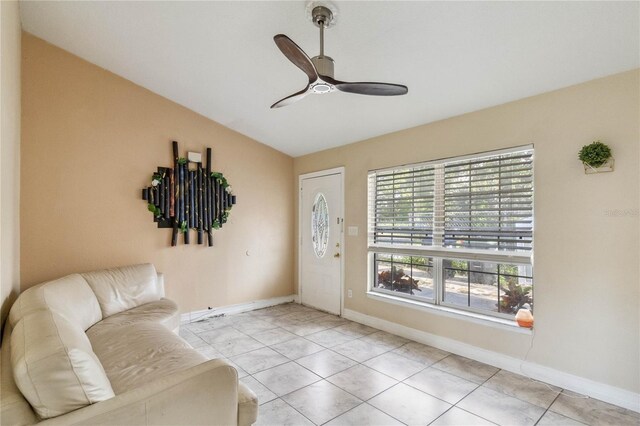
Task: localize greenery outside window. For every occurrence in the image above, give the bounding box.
[368,146,534,321]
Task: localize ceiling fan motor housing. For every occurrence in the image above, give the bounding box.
[311,55,335,79]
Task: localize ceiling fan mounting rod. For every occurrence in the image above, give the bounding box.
[319,20,325,57]
[312,5,333,58]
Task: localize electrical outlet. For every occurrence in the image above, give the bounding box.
[347,289,353,298]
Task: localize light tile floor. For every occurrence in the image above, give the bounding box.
[180,304,639,426]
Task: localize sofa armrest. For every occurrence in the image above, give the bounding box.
[38,359,239,426]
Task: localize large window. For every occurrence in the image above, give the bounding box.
[368,146,533,320]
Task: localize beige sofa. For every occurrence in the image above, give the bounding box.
[0,264,257,425]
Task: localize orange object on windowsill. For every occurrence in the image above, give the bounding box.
[515,307,534,328]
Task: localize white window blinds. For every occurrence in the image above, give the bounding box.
[442,150,533,251]
[368,165,435,246]
[369,146,533,253]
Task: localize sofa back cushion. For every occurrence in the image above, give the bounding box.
[8,274,102,331]
[11,311,115,419]
[81,263,162,318]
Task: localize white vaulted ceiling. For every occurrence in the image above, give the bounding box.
[19,1,639,156]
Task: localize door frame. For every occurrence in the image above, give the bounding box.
[298,167,345,316]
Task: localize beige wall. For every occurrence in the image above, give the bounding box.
[21,33,294,313]
[1,0,21,329]
[294,70,640,393]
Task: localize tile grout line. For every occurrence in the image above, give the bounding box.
[452,366,563,424]
[276,396,320,426]
[321,401,409,426]
[399,359,500,425]
[532,392,564,426]
[448,368,502,425]
[393,353,476,409]
[426,405,457,426]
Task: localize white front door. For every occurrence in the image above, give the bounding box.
[300,169,343,315]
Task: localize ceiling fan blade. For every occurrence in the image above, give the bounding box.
[271,87,310,109]
[274,34,318,82]
[332,80,408,96]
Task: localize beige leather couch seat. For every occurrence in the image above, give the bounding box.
[88,298,181,335]
[1,263,257,425]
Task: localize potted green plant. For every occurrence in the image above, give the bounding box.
[579,141,614,174]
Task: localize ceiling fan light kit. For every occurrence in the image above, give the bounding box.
[271,2,408,108]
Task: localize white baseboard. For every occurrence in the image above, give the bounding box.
[343,308,640,413]
[181,295,296,324]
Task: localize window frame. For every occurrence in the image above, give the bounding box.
[367,145,534,322]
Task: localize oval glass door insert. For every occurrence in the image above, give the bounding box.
[311,193,329,258]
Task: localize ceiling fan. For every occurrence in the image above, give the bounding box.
[271,4,408,109]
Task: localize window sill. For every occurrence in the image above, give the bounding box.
[366,291,533,335]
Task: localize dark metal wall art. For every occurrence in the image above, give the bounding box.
[141,141,237,246]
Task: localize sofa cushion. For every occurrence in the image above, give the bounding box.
[81,263,162,318]
[86,299,180,338]
[87,321,206,394]
[8,274,102,331]
[10,311,115,419]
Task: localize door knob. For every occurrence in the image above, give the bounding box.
[334,253,340,258]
